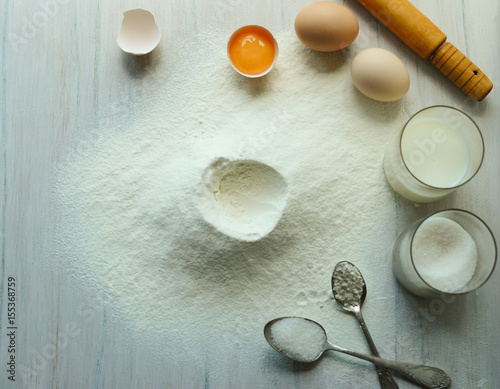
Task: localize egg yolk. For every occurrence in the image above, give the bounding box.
[228,26,276,76]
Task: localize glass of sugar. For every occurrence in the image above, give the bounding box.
[384,106,484,203]
[392,209,497,298]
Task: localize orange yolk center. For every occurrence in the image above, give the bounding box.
[229,26,276,76]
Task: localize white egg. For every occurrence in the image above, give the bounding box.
[117,9,161,56]
[351,48,410,102]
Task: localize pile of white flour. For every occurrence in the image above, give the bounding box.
[51,30,406,359]
[198,158,290,241]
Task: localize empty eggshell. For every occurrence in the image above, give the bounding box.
[295,1,359,52]
[117,9,161,56]
[351,48,410,102]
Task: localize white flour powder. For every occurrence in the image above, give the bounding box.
[198,158,289,241]
[333,261,365,307]
[52,30,405,355]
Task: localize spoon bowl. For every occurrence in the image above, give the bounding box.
[332,261,367,311]
[264,317,327,363]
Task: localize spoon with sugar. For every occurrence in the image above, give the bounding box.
[332,261,399,389]
[264,317,451,389]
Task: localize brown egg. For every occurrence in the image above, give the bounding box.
[294,1,359,52]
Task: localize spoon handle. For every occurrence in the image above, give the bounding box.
[377,369,400,389]
[326,342,451,389]
[353,308,399,389]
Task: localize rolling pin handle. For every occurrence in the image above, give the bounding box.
[430,42,493,101]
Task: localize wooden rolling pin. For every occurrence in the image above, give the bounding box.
[355,0,493,101]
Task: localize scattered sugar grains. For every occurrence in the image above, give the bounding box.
[270,318,326,362]
[333,262,364,307]
[51,29,403,343]
[412,217,478,293]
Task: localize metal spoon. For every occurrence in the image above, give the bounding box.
[264,317,451,389]
[332,261,399,389]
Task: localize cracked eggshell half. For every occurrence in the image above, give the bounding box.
[198,158,289,242]
[117,9,161,56]
[351,48,410,102]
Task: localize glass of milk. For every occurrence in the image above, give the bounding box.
[384,106,484,203]
[393,209,497,298]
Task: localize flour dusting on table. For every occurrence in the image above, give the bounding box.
[52,30,404,359]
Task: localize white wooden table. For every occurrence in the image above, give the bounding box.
[1,1,499,388]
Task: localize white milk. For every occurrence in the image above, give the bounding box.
[401,119,469,188]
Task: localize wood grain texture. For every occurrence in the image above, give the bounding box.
[0,1,499,388]
[431,42,493,101]
[354,0,447,59]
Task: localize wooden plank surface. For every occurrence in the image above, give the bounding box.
[1,0,499,388]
